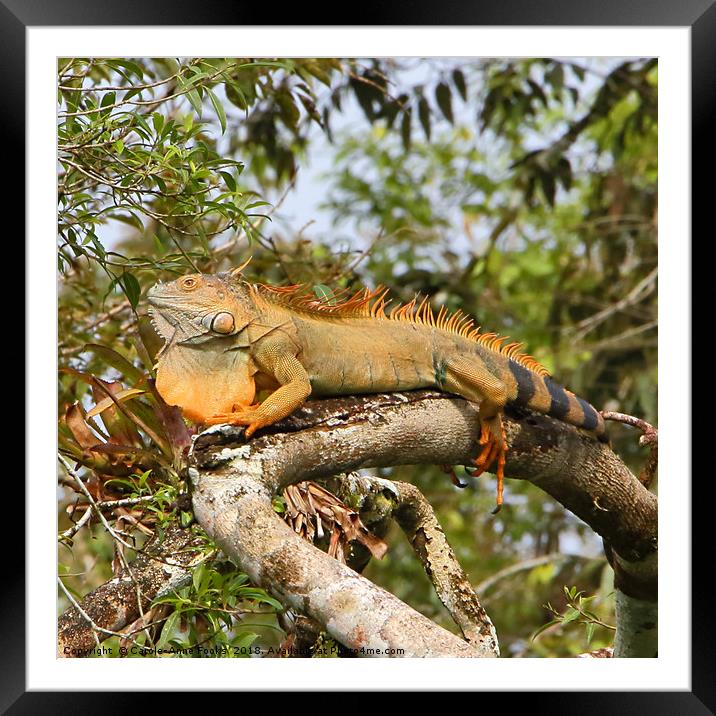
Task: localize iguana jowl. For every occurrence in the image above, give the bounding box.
[147,269,607,509]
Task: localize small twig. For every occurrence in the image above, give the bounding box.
[586,320,658,353]
[58,57,76,79]
[59,458,151,628]
[59,456,159,625]
[59,457,141,553]
[58,68,183,94]
[58,65,228,118]
[59,300,131,353]
[59,508,93,541]
[601,411,658,487]
[59,463,205,572]
[330,228,387,283]
[116,606,170,645]
[547,598,615,631]
[475,553,581,597]
[571,267,657,342]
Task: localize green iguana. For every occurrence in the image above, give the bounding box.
[147,268,607,509]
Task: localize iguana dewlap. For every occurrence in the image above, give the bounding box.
[147,269,606,508]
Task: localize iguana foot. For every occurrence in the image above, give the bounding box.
[467,416,507,513]
[203,407,265,437]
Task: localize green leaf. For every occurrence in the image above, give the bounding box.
[232,632,259,651]
[122,87,142,103]
[400,107,412,151]
[527,79,548,107]
[435,82,454,123]
[185,88,204,118]
[226,83,248,111]
[570,62,586,81]
[113,212,145,232]
[547,63,565,93]
[418,96,431,140]
[192,562,206,594]
[133,113,152,140]
[531,619,559,641]
[151,112,164,135]
[100,91,116,111]
[239,590,284,610]
[157,609,181,648]
[218,171,236,193]
[312,284,336,305]
[119,272,141,310]
[452,69,467,101]
[207,87,227,134]
[277,90,300,129]
[539,170,556,207]
[243,200,271,210]
[585,621,596,645]
[195,222,210,255]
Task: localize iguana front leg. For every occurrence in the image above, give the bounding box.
[204,339,312,437]
[444,356,509,511]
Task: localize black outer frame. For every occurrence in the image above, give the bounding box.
[7,0,705,710]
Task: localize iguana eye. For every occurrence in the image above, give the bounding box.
[181,277,198,290]
[211,312,235,334]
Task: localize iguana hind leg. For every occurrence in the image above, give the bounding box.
[443,356,509,511]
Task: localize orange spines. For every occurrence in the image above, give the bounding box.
[255,282,392,318]
[250,280,550,377]
[392,296,418,320]
[368,287,391,318]
[415,296,436,326]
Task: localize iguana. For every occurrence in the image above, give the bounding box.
[147,268,607,509]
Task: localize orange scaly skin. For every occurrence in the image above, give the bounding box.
[147,270,607,510]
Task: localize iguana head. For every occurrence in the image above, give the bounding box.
[147,272,253,347]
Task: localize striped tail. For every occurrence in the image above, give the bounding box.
[507,358,608,442]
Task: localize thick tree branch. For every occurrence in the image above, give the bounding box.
[190,390,657,657]
[193,391,656,561]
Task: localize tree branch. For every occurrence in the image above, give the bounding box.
[190,469,481,657]
[190,390,657,657]
[391,480,499,654]
[57,524,206,657]
[322,472,498,654]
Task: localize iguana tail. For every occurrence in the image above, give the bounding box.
[506,358,608,442]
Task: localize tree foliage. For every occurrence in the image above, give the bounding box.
[58,56,657,658]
